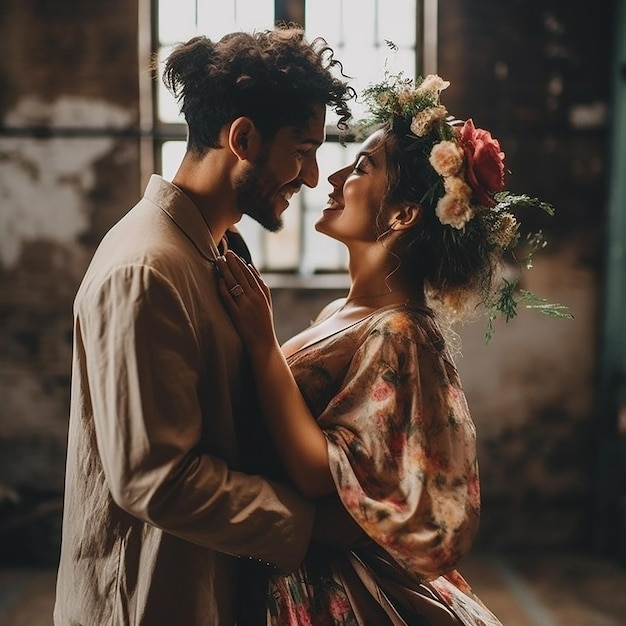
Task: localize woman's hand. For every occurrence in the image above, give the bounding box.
[218,251,335,498]
[216,251,278,357]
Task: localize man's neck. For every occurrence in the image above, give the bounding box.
[172,151,241,242]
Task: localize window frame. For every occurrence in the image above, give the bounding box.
[138,0,438,286]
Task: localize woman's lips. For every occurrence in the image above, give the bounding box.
[323,197,343,211]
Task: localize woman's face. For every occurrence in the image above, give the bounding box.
[315,130,390,244]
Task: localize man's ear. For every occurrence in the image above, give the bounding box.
[388,204,422,231]
[228,117,262,161]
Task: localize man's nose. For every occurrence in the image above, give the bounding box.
[300,155,320,188]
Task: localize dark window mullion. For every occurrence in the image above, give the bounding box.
[274,0,305,27]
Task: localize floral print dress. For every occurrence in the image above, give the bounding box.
[266,304,503,626]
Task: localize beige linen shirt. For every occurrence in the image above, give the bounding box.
[54,175,314,626]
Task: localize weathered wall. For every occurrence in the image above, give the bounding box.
[0,0,614,563]
[0,0,141,563]
[434,0,612,548]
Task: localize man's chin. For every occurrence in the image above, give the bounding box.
[264,219,283,233]
[245,208,283,233]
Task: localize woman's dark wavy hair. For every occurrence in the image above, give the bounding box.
[377,118,500,314]
[161,26,355,155]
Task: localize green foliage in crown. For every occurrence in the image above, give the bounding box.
[354,54,572,339]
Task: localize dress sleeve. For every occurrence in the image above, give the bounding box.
[319,314,480,580]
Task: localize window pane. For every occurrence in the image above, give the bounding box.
[155,0,419,276]
[234,215,263,264]
[156,46,185,123]
[227,202,302,270]
[156,1,274,124]
[378,0,417,47]
[263,195,302,269]
[161,140,186,180]
[197,0,274,38]
[158,0,197,44]
[307,0,417,124]
[301,141,359,273]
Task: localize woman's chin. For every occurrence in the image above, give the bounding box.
[314,223,342,245]
[314,218,326,234]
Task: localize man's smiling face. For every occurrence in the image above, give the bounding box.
[235,103,326,232]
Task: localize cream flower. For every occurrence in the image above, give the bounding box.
[443,175,472,202]
[435,193,474,229]
[397,89,414,106]
[416,74,451,97]
[429,141,464,177]
[376,92,392,107]
[410,105,448,137]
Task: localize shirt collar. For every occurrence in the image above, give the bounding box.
[143,174,222,263]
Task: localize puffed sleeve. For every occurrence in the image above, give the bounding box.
[318,313,480,580]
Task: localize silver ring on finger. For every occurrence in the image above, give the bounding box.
[229,284,244,297]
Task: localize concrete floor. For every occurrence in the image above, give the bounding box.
[1,551,625,625]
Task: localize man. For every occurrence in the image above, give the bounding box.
[54,27,354,625]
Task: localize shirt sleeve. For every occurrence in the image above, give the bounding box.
[318,314,480,580]
[78,263,313,572]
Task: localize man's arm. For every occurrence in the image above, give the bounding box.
[81,264,314,572]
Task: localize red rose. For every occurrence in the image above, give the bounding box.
[458,119,506,206]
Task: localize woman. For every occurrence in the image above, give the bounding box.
[218,74,551,625]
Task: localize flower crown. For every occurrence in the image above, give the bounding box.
[356,66,572,339]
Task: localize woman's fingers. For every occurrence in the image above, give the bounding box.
[216,252,265,307]
[216,252,277,353]
[224,251,255,288]
[247,262,272,303]
[216,275,237,311]
[218,251,271,307]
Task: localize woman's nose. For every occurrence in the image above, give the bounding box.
[328,164,351,189]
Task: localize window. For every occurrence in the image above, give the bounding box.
[146,0,436,279]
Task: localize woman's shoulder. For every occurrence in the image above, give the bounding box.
[367,303,434,336]
[311,297,346,325]
[365,303,449,356]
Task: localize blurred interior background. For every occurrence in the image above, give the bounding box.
[0,0,625,623]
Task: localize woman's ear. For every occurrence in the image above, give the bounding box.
[388,204,422,231]
[228,117,262,161]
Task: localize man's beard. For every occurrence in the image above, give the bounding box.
[234,156,284,233]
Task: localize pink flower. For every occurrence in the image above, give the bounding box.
[294,604,312,625]
[341,485,363,510]
[371,381,393,401]
[458,119,506,206]
[429,141,464,176]
[328,592,352,619]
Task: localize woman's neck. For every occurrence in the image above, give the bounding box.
[345,248,425,310]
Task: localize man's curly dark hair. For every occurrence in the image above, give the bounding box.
[161,26,355,155]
